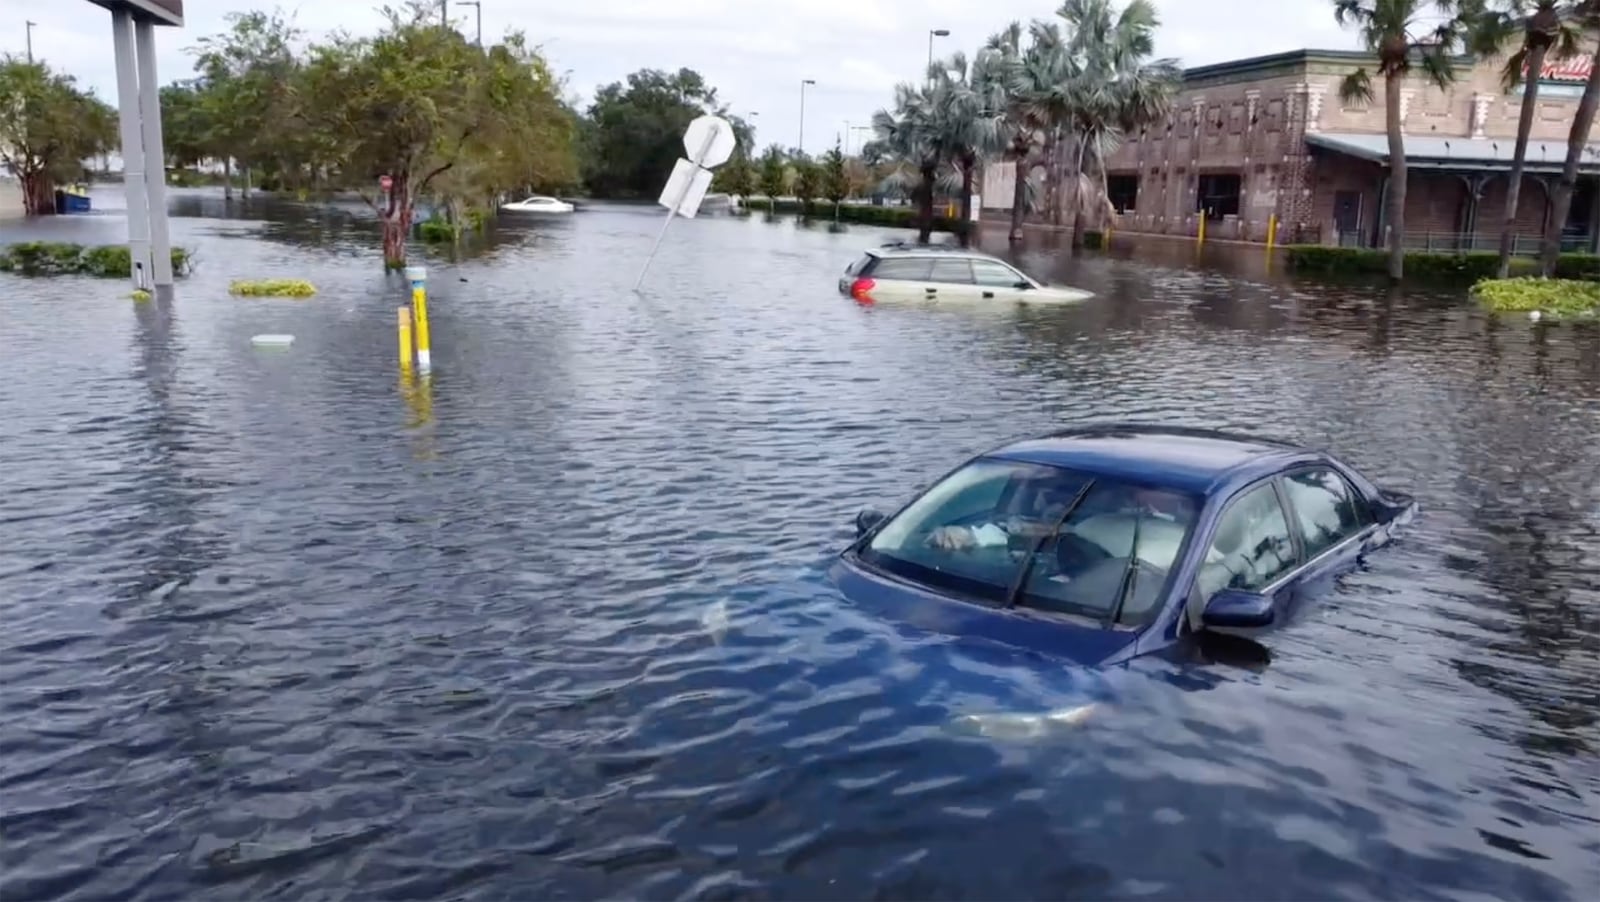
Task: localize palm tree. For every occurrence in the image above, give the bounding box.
[868,82,941,242]
[931,52,1007,246]
[1540,1,1600,273]
[983,21,1060,241]
[1482,1,1583,277]
[1334,0,1489,282]
[1058,0,1178,247]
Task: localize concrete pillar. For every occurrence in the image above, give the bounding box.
[110,8,153,289]
[135,18,173,288]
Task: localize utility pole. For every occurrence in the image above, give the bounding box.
[459,0,481,45]
[927,28,950,80]
[441,0,449,27]
[798,79,815,156]
[25,20,36,63]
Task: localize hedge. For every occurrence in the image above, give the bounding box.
[756,199,962,233]
[0,242,193,278]
[1285,245,1600,282]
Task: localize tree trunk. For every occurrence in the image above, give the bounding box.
[1050,131,1070,227]
[20,172,56,215]
[1383,72,1408,283]
[917,162,936,243]
[1541,41,1600,276]
[1496,43,1547,278]
[958,157,975,248]
[223,158,234,201]
[1009,149,1030,242]
[1069,134,1090,250]
[382,178,413,269]
[243,166,252,197]
[1041,132,1059,228]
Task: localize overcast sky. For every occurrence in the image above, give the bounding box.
[10,0,1360,157]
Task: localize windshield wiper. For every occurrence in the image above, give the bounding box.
[1105,509,1145,627]
[1003,479,1096,609]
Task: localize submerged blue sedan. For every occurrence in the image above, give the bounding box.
[830,424,1417,667]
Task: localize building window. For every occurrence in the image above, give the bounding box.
[1107,175,1139,213]
[1196,173,1242,219]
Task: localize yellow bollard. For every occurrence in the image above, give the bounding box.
[1106,226,1113,248]
[405,265,432,373]
[1197,214,1206,249]
[1267,214,1278,254]
[397,306,414,372]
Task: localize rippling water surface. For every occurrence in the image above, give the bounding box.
[3,191,1598,900]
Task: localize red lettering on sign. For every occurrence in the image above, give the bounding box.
[1533,55,1593,82]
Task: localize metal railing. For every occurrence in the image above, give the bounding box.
[1337,230,1593,255]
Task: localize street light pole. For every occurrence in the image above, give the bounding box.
[25,19,36,63]
[798,79,815,157]
[927,28,950,77]
[458,0,482,44]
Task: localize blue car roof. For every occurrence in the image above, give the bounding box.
[985,424,1313,496]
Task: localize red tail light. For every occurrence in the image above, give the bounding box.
[849,277,875,301]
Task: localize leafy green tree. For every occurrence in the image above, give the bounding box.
[190,8,303,197]
[758,144,787,211]
[1334,0,1489,281]
[579,67,751,198]
[793,154,820,216]
[159,81,211,169]
[822,141,849,219]
[714,149,756,207]
[0,57,116,214]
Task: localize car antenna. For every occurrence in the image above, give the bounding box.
[1003,479,1097,609]
[1104,507,1146,627]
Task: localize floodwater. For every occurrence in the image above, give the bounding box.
[2,188,1598,901]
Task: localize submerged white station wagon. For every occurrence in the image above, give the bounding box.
[839,242,1094,305]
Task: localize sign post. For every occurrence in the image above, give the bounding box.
[634,115,737,292]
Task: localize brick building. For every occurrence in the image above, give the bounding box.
[980,47,1600,252]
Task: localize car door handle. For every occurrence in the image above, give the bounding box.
[981,291,994,298]
[924,287,937,294]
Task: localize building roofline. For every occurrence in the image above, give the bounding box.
[1182,48,1477,83]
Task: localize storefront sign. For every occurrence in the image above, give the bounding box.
[1534,55,1592,83]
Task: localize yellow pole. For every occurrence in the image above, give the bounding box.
[1106,225,1113,248]
[397,306,413,372]
[405,265,432,373]
[1267,214,1278,253]
[1197,213,1206,249]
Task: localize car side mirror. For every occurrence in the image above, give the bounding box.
[1200,589,1275,629]
[1013,280,1032,290]
[855,508,887,537]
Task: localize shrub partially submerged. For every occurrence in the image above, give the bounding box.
[0,242,192,277]
[229,279,318,298]
[1473,277,1600,318]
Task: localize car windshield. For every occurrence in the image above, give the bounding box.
[860,457,1200,627]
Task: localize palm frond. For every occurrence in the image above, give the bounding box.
[1339,68,1374,104]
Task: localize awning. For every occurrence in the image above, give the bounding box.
[1306,131,1600,173]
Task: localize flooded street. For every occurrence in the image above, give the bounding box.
[2,191,1598,900]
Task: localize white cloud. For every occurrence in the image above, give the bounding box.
[5,0,1363,158]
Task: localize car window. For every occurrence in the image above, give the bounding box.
[869,257,934,281]
[1020,483,1199,625]
[845,253,876,276]
[863,459,1092,605]
[861,459,1200,621]
[972,260,1025,287]
[1193,483,1296,603]
[929,258,974,284]
[1282,468,1368,559]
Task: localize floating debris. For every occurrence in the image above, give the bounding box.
[231,279,318,298]
[250,334,295,347]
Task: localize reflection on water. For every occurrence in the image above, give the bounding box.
[1,189,1597,900]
